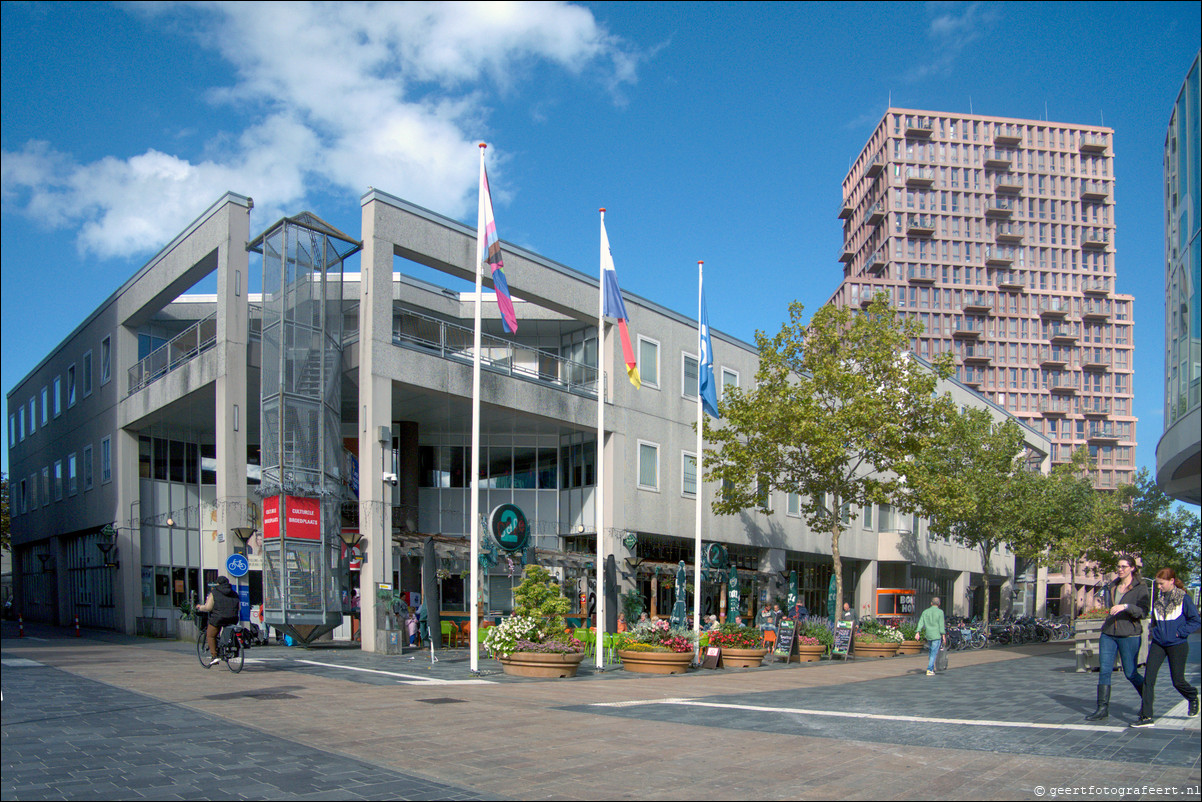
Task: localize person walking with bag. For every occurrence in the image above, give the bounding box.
[1130,568,1200,727]
[1085,554,1149,721]
[916,597,946,676]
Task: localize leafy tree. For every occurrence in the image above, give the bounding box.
[905,407,1029,624]
[511,564,571,630]
[705,295,954,615]
[1098,468,1199,581]
[1010,449,1112,620]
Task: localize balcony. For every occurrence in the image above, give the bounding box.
[1047,324,1079,344]
[959,367,987,387]
[128,312,217,396]
[864,250,888,275]
[865,154,884,176]
[1040,398,1073,416]
[1038,298,1071,318]
[994,173,1024,193]
[1039,347,1073,368]
[995,271,1025,291]
[1088,423,1126,443]
[1081,228,1110,249]
[838,196,853,219]
[1081,300,1111,320]
[907,214,936,236]
[1082,279,1111,295]
[905,165,935,186]
[867,201,886,223]
[984,149,1015,169]
[994,125,1023,146]
[962,294,993,314]
[986,198,1017,216]
[1047,373,1080,394]
[905,117,934,138]
[984,245,1016,266]
[1080,181,1109,201]
[1081,400,1111,417]
[392,309,598,397]
[1079,133,1108,153]
[952,317,985,339]
[1081,349,1111,371]
[995,223,1024,243]
[960,343,994,363]
[907,264,938,283]
[838,243,855,263]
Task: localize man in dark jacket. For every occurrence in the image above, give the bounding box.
[196,576,240,667]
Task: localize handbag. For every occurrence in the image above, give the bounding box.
[935,645,949,672]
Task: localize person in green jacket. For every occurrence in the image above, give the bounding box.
[916,597,947,676]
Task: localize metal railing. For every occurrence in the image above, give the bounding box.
[128,313,217,395]
[392,309,599,397]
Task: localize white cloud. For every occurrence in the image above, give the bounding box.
[903,2,998,83]
[0,1,641,259]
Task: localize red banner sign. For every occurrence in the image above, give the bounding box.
[285,496,321,540]
[263,497,280,539]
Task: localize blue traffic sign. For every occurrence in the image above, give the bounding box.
[226,553,250,578]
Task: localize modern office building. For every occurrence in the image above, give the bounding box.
[830,109,1137,495]
[6,190,1050,651]
[1157,51,1201,506]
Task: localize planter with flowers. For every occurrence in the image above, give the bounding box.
[482,565,584,678]
[797,617,835,662]
[616,619,697,674]
[852,618,902,658]
[710,624,769,668]
[896,621,923,655]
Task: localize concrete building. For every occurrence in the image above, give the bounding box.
[830,109,1136,494]
[6,190,1051,650]
[1157,51,1201,506]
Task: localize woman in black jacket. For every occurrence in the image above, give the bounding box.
[1130,568,1201,727]
[1085,554,1149,721]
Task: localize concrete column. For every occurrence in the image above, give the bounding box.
[213,204,250,582]
[114,428,141,634]
[760,548,786,607]
[1034,566,1048,617]
[952,570,970,618]
[358,199,396,654]
[397,421,419,533]
[856,559,877,619]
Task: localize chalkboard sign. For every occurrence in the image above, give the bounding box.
[702,646,721,670]
[832,621,854,659]
[774,619,797,660]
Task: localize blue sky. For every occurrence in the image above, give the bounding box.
[2,1,1199,479]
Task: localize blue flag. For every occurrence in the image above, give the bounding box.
[699,285,720,419]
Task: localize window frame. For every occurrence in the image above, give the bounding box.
[67,364,77,408]
[67,452,78,496]
[637,335,661,390]
[101,436,113,485]
[100,336,112,385]
[720,367,740,399]
[681,450,697,497]
[83,444,94,492]
[637,440,660,492]
[82,350,93,398]
[40,386,49,426]
[681,351,699,401]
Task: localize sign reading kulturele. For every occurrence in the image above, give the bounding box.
[489,504,530,553]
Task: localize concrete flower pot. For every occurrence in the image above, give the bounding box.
[497,651,586,678]
[852,640,899,658]
[718,647,769,668]
[617,649,693,674]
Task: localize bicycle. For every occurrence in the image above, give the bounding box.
[195,612,247,673]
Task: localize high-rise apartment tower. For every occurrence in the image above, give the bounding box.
[831,109,1136,489]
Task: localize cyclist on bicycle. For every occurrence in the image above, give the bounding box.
[196,576,240,666]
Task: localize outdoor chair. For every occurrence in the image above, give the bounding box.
[440,620,459,648]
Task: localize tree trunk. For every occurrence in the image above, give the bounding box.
[980,544,992,625]
[831,510,843,620]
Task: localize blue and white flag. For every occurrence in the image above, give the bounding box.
[699,283,720,419]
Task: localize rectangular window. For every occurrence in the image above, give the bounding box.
[879,503,894,531]
[28,473,37,511]
[19,480,27,515]
[638,336,660,389]
[68,453,78,496]
[863,504,874,529]
[102,437,112,484]
[41,387,49,426]
[54,376,62,417]
[682,452,697,496]
[7,414,13,447]
[100,336,111,385]
[637,441,659,491]
[721,368,739,398]
[28,398,36,435]
[54,460,63,500]
[18,406,25,442]
[82,351,93,397]
[682,353,699,400]
[787,492,801,517]
[41,467,49,507]
[83,444,94,491]
[67,364,77,407]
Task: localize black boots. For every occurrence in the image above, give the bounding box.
[1085,685,1111,721]
[1189,696,1200,718]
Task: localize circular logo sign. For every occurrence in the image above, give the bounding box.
[489,504,530,553]
[226,553,250,578]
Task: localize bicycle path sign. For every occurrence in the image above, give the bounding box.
[226,553,250,578]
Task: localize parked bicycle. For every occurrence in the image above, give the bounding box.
[195,611,251,673]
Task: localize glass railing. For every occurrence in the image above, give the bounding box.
[128,313,217,395]
[392,309,599,397]
[905,165,935,182]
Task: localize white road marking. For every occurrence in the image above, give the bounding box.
[590,697,1129,733]
[295,658,493,684]
[1,658,44,667]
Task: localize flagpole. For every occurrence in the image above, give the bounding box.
[470,143,486,673]
[694,261,704,660]
[596,208,607,669]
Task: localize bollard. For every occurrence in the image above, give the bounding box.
[18,614,24,638]
[75,616,81,637]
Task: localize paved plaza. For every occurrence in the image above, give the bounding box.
[2,621,1199,801]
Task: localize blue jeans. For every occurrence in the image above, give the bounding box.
[1097,632,1143,693]
[927,639,942,672]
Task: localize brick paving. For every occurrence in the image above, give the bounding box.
[2,621,1199,800]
